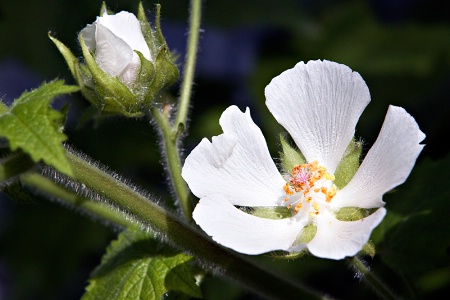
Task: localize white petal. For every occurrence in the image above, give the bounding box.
[98,11,151,61]
[119,53,141,85]
[95,24,134,77]
[307,208,386,260]
[193,194,306,255]
[265,60,370,173]
[182,106,286,207]
[332,106,425,209]
[79,23,97,51]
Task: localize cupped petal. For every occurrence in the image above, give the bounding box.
[98,11,151,61]
[182,106,286,206]
[193,194,307,255]
[119,53,141,85]
[307,208,386,260]
[331,105,425,209]
[79,23,96,51]
[95,24,134,77]
[265,60,370,173]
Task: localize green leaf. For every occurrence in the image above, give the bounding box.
[374,156,450,276]
[0,101,8,114]
[279,134,306,172]
[0,81,78,176]
[82,229,201,300]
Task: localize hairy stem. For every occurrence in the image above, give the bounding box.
[152,107,192,221]
[174,0,201,135]
[151,0,201,221]
[21,173,135,228]
[348,256,400,300]
[64,149,330,300]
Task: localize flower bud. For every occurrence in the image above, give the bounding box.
[50,3,178,117]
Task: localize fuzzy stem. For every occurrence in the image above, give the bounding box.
[348,256,400,300]
[64,149,330,300]
[152,107,193,221]
[21,173,135,228]
[174,0,201,135]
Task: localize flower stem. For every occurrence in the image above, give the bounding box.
[174,0,201,135]
[348,256,400,300]
[64,148,330,300]
[152,107,193,221]
[151,0,201,221]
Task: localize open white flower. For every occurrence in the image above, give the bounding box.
[80,11,152,86]
[182,60,425,260]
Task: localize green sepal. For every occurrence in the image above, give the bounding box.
[99,1,108,16]
[0,81,78,176]
[137,3,179,104]
[82,228,202,300]
[79,35,143,117]
[148,44,179,103]
[274,226,317,259]
[249,206,292,219]
[135,50,156,103]
[137,2,158,56]
[334,139,362,189]
[295,224,317,245]
[335,207,376,221]
[359,240,376,258]
[48,33,82,84]
[279,134,306,172]
[270,250,308,260]
[154,4,168,48]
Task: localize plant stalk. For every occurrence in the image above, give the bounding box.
[174,0,201,135]
[21,172,135,228]
[152,107,193,221]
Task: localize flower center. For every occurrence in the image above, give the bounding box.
[283,160,337,217]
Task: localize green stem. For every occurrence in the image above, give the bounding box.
[152,107,193,221]
[348,256,400,300]
[65,149,330,300]
[174,0,201,135]
[150,0,201,221]
[21,173,135,228]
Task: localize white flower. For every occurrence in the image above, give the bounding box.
[182,60,425,260]
[80,11,152,86]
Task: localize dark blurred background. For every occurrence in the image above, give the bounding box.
[1,0,449,299]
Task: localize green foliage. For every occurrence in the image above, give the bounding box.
[82,229,201,300]
[375,157,450,278]
[0,81,78,176]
